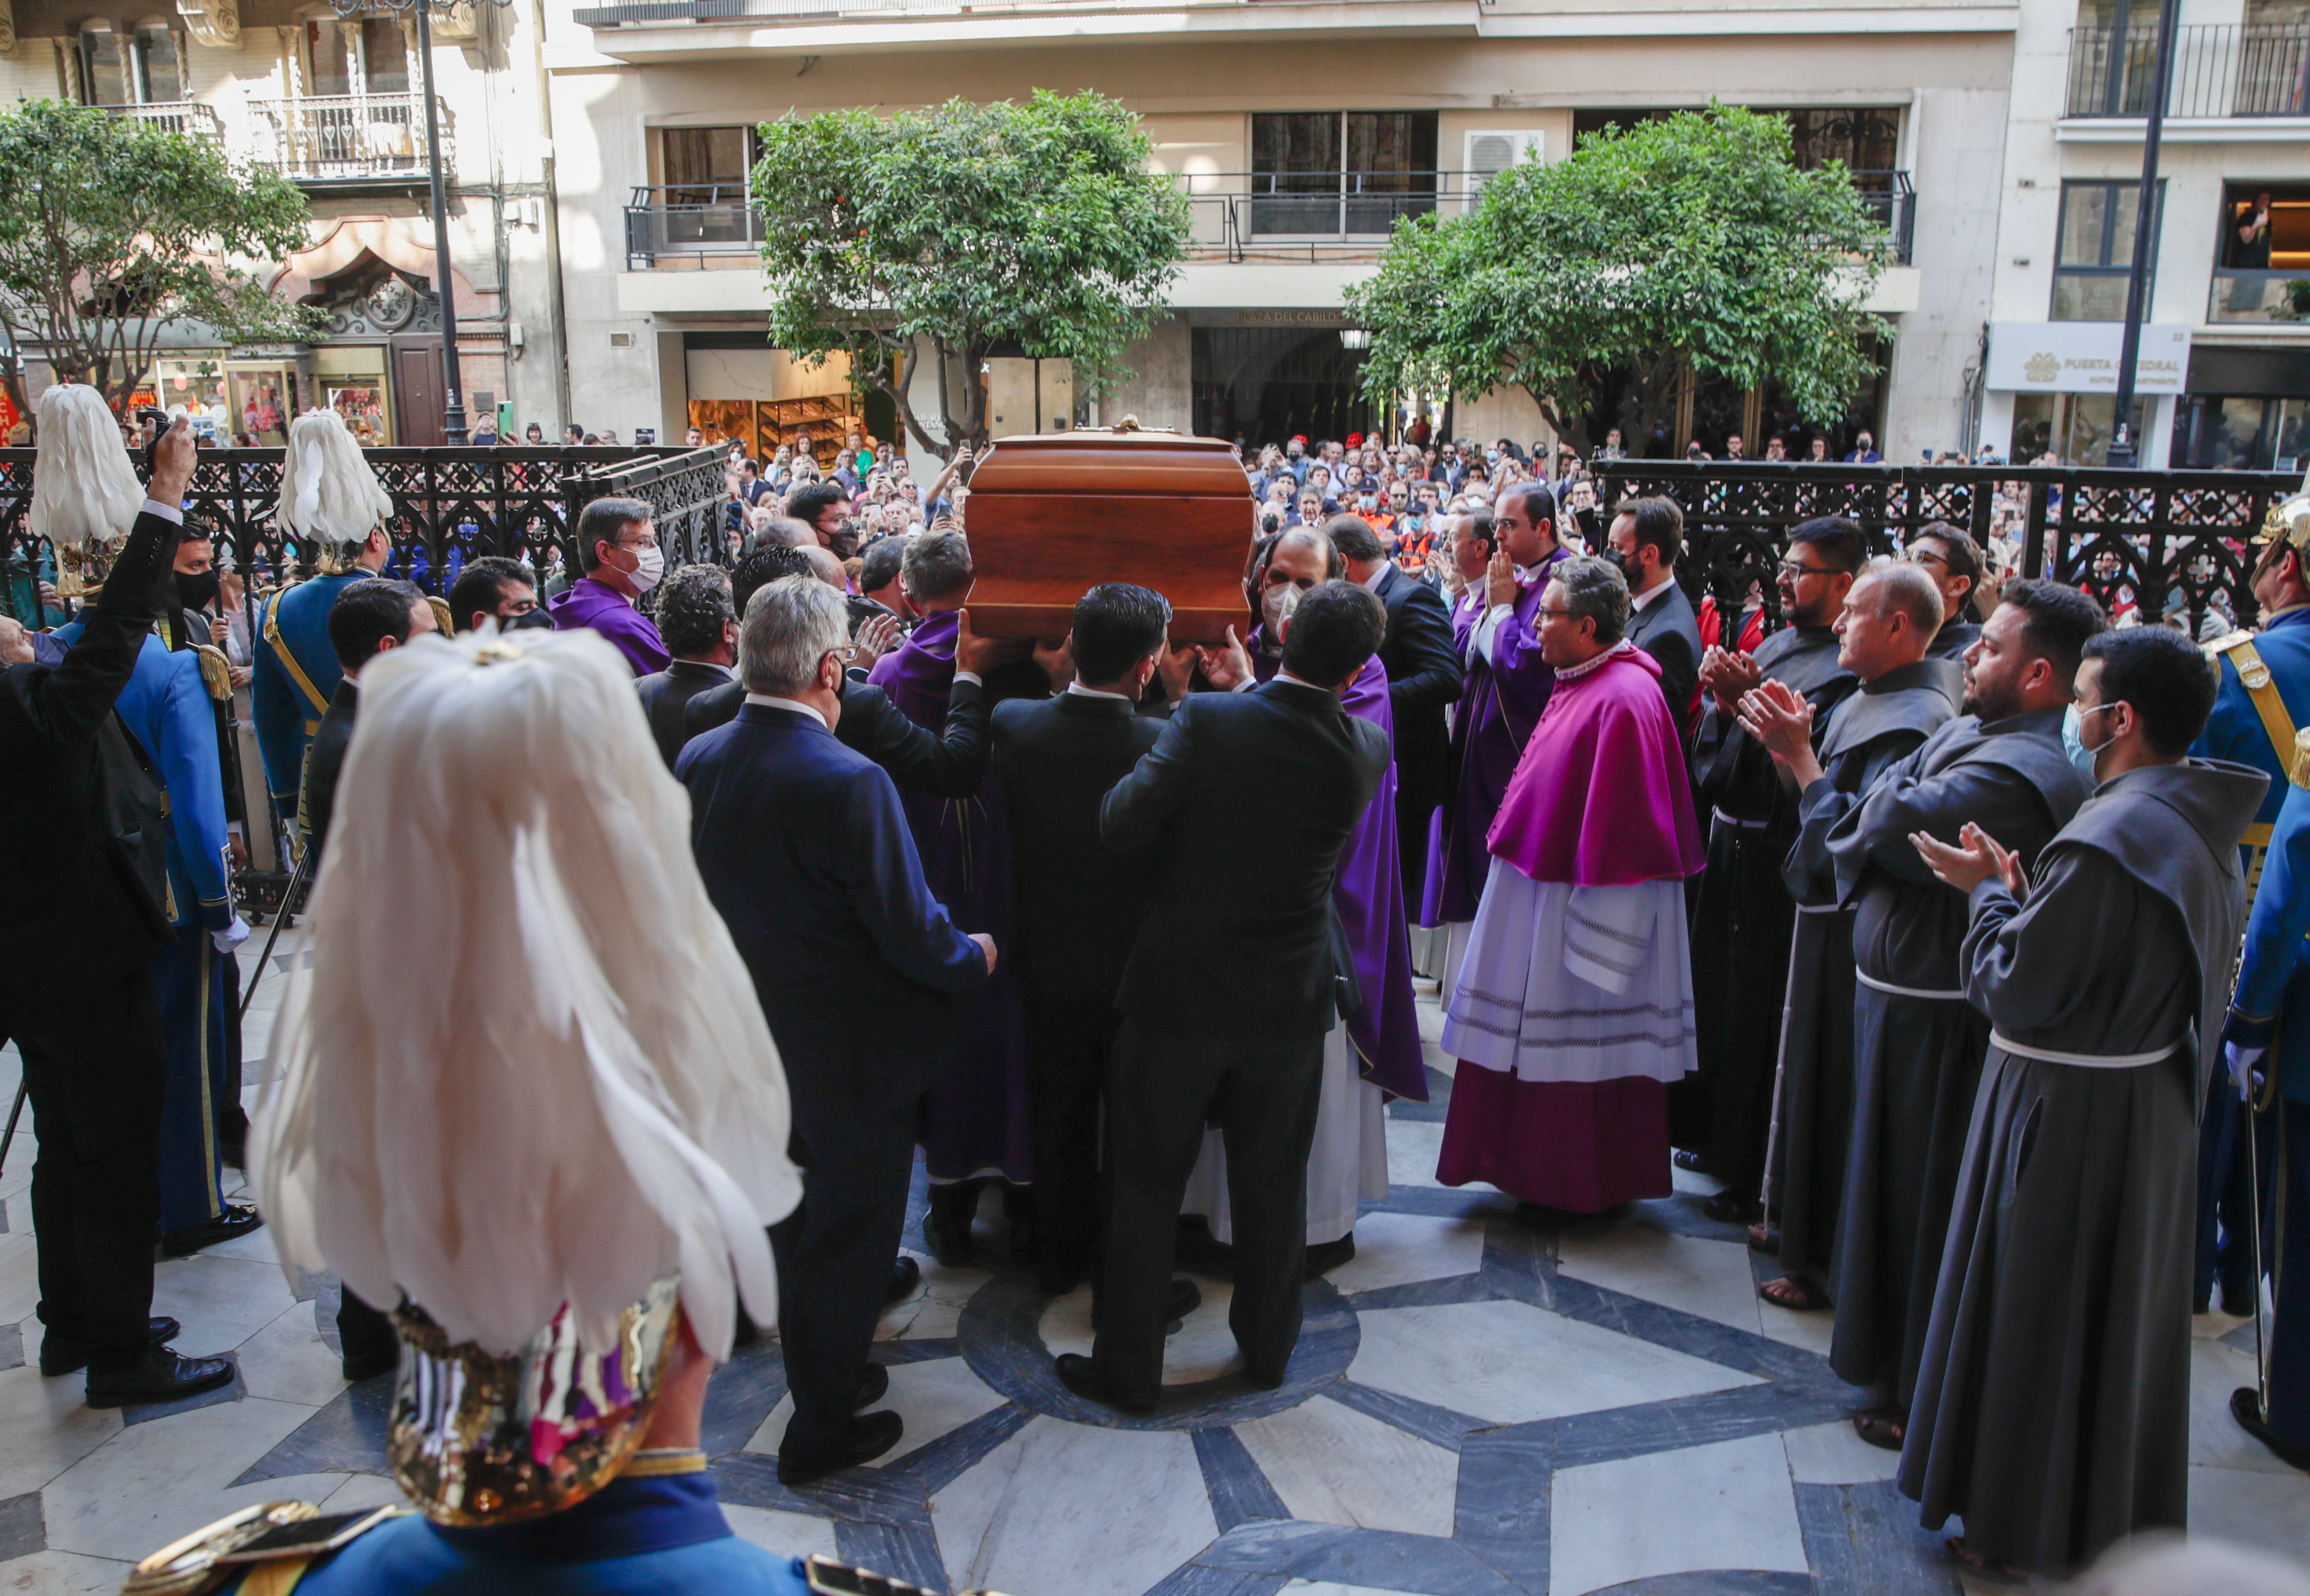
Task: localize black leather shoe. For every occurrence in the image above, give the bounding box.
[40,1317,180,1377]
[341,1343,400,1383]
[883,1256,921,1306]
[1304,1235,1356,1278]
[1053,1352,1154,1415]
[2234,1387,2310,1471]
[85,1347,234,1408]
[854,1363,889,1411]
[1169,1278,1202,1320]
[159,1204,264,1259]
[777,1411,903,1485]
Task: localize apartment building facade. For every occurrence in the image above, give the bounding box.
[0,0,565,443]
[548,0,2013,465]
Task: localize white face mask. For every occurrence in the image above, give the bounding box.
[1261,582,1293,630]
[627,544,664,593]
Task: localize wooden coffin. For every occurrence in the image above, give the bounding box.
[962,430,1257,643]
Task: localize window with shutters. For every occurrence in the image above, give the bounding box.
[1249,111,1438,235]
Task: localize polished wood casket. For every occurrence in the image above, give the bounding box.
[961,429,1257,643]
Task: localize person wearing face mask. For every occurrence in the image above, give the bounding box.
[546,496,670,676]
[445,553,547,635]
[1243,526,1340,678]
[1607,497,1703,734]
[1903,626,2264,1579]
[2190,501,2310,1323]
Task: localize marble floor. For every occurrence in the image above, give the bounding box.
[1,936,2306,1595]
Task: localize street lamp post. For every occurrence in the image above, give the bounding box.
[329,0,511,446]
[2106,0,2180,468]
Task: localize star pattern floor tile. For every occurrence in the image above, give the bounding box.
[4,977,2309,1596]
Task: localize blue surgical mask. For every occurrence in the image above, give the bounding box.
[2062,701,2113,778]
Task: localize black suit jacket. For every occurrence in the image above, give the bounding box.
[1370,563,1462,817]
[685,674,988,799]
[637,659,736,770]
[1101,678,1389,1036]
[1627,579,1703,735]
[678,704,989,1113]
[297,678,358,868]
[0,507,182,978]
[989,690,1164,1003]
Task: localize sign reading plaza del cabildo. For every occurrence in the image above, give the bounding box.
[1986,322,2190,395]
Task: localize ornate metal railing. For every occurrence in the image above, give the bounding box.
[247,93,450,180]
[106,100,226,140]
[1587,460,2300,636]
[2068,22,2310,119]
[0,444,729,629]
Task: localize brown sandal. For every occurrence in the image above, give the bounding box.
[1746,1221,1780,1256]
[1943,1536,2026,1581]
[1852,1407,1905,1450]
[1757,1275,1828,1311]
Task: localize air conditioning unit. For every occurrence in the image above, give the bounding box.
[1465,130,1546,196]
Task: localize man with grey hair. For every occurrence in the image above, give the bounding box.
[749,512,817,550]
[680,574,995,1485]
[634,563,737,769]
[1738,557,1961,1310]
[545,496,668,676]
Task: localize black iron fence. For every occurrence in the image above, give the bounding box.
[1588,460,2301,636]
[1,444,730,629]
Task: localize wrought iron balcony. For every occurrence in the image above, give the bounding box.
[246,93,449,181]
[624,184,762,268]
[2067,23,2310,119]
[105,101,225,140]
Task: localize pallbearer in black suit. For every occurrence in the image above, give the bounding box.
[1329,517,1462,910]
[680,576,995,1484]
[1606,497,1705,735]
[1057,582,1391,1413]
[634,564,738,769]
[990,584,1170,1295]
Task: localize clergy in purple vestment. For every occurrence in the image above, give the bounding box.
[1183,603,1429,1263]
[1438,556,1706,1213]
[545,497,671,677]
[865,532,1032,1262]
[1420,490,1572,991]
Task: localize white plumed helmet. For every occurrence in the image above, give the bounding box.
[275,406,393,566]
[29,383,143,550]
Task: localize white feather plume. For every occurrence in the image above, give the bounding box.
[249,627,801,1360]
[29,384,143,549]
[274,406,393,556]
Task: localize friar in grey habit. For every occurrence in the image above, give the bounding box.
[1900,624,2266,1580]
[1675,517,1864,1218]
[1738,561,1961,1309]
[1818,580,2103,1448]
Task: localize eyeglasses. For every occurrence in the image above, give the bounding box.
[1537,606,1578,620]
[1906,549,1949,570]
[827,644,857,664]
[1777,560,1835,580]
[617,536,660,551]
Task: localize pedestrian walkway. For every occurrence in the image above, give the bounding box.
[0,949,2302,1595]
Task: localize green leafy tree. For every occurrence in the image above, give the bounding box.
[1349,105,1891,453]
[752,91,1190,453]
[0,99,317,425]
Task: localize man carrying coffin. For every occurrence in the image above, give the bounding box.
[1437,556,1704,1211]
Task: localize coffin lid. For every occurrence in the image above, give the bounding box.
[967,430,1249,497]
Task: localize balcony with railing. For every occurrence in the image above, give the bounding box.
[625,184,762,268]
[2066,23,2310,119]
[105,101,224,140]
[246,94,448,182]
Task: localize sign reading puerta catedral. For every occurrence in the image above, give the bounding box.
[1986,322,2191,395]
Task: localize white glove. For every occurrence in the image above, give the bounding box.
[2227,1041,2267,1103]
[211,916,251,955]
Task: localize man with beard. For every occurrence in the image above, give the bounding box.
[1673,518,1865,1217]
[1813,580,2102,1448]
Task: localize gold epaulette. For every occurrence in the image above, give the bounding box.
[124,1501,405,1595]
[192,644,233,703]
[425,594,453,636]
[2293,728,2310,789]
[2207,628,2259,660]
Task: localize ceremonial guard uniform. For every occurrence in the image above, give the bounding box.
[251,570,360,826]
[2193,574,2310,1313]
[128,626,911,1594]
[2222,737,2310,1470]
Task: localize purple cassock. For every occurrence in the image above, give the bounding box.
[868,610,1032,1184]
[546,577,670,677]
[1419,552,1568,927]
[1243,639,1428,1103]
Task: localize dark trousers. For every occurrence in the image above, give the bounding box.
[338,1289,398,1366]
[1026,994,1119,1278]
[769,1091,916,1457]
[2197,1072,2258,1306]
[1395,788,1435,918]
[1093,1020,1324,1404]
[3,964,166,1372]
[151,926,228,1233]
[2269,1099,2310,1449]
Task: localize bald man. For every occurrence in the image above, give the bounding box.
[1734,560,1964,1309]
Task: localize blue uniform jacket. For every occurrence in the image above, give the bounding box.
[227,1473,813,1594]
[253,572,360,804]
[2194,605,2310,889]
[56,624,231,932]
[2227,773,2310,1104]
